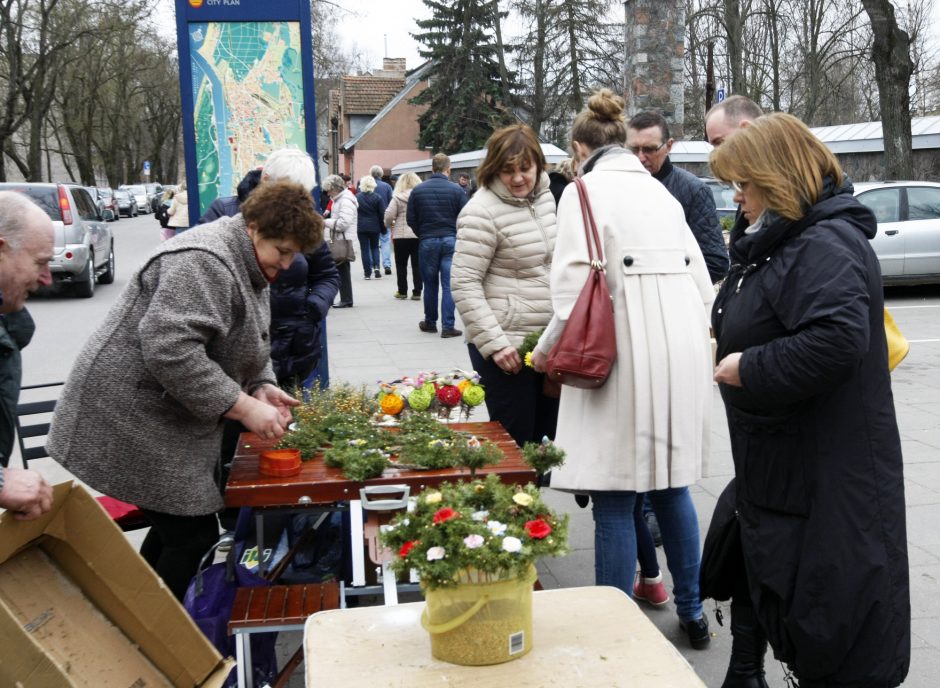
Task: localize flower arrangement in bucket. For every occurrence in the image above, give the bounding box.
[380,475,569,665]
[376,369,486,422]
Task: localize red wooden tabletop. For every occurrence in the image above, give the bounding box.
[224,421,536,508]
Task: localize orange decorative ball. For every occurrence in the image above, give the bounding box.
[380,393,405,415]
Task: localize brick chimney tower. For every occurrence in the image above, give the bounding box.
[624,0,685,139]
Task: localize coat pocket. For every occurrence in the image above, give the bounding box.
[729,407,813,517]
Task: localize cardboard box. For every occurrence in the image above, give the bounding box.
[0,482,234,687]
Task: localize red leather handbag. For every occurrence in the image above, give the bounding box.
[545,176,617,389]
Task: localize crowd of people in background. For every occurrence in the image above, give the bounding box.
[0,87,911,688]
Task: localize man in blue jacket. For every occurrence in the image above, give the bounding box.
[627,110,730,284]
[406,153,467,338]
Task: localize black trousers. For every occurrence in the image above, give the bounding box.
[467,343,559,447]
[140,508,220,602]
[393,238,421,296]
[336,260,353,305]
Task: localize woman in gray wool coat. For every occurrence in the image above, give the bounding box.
[47,182,324,600]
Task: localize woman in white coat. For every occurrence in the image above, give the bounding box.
[323,174,358,308]
[532,89,715,648]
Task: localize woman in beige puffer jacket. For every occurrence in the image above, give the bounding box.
[384,172,422,299]
[452,124,559,447]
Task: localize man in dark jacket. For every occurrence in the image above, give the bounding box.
[406,153,467,338]
[627,110,730,284]
[0,191,54,519]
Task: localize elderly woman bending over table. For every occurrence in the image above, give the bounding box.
[48,181,323,600]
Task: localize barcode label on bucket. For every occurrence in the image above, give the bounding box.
[509,630,525,655]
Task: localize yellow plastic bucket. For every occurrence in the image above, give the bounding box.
[420,565,536,665]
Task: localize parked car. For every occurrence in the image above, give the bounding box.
[855,180,940,285]
[145,183,164,212]
[114,189,138,217]
[89,187,119,221]
[120,184,150,214]
[700,177,737,222]
[0,182,115,297]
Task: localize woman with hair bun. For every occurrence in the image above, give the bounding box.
[531,89,715,648]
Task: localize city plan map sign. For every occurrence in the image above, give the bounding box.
[175,0,318,220]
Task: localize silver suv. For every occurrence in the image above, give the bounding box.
[0,183,115,298]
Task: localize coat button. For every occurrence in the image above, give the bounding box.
[685,256,691,265]
[623,256,634,267]
[261,332,268,340]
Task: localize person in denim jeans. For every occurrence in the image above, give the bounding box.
[531,89,715,651]
[406,153,468,338]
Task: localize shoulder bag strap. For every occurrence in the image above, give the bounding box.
[572,176,605,271]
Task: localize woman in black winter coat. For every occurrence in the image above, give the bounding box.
[269,248,340,388]
[709,113,909,688]
[356,175,387,279]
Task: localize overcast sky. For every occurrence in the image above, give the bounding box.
[334,0,428,71]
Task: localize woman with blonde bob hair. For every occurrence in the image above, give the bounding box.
[451,123,559,447]
[710,112,909,687]
[384,172,423,299]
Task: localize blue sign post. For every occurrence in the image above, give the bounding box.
[174,0,319,222]
[716,88,726,103]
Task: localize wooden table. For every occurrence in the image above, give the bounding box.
[303,586,707,687]
[225,421,535,507]
[224,421,536,599]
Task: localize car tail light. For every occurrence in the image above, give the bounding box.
[57,185,73,225]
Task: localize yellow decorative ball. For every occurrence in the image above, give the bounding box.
[380,393,405,415]
[457,379,472,393]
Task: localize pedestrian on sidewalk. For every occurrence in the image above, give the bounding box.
[452,124,559,447]
[407,153,468,338]
[384,172,422,301]
[710,112,909,688]
[356,175,386,280]
[531,88,715,650]
[323,174,357,308]
[370,165,394,275]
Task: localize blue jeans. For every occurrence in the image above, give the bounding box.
[591,487,703,621]
[418,236,456,329]
[379,231,392,268]
[358,234,380,276]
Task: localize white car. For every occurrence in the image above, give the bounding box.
[119,184,150,214]
[854,180,940,285]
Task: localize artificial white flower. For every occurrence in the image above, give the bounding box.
[425,491,443,505]
[487,520,507,536]
[471,510,489,522]
[463,534,485,549]
[512,492,534,507]
[502,537,523,553]
[426,546,446,561]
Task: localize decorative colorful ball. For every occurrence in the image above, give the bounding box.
[436,384,463,407]
[457,379,471,393]
[422,382,436,395]
[462,384,485,407]
[380,393,405,415]
[408,388,433,411]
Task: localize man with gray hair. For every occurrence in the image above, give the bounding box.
[704,95,763,148]
[0,191,54,519]
[370,164,393,274]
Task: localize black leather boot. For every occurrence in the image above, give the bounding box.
[721,602,770,688]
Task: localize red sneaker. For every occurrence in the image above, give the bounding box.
[633,572,669,607]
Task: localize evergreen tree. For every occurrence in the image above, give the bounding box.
[411,0,516,153]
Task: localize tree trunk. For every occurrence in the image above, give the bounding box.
[723,0,745,95]
[861,0,914,179]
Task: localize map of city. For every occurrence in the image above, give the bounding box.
[189,21,307,215]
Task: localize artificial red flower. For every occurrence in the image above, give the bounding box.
[433,507,460,524]
[524,518,552,539]
[399,540,418,558]
[436,384,463,407]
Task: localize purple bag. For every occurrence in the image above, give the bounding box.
[183,533,278,686]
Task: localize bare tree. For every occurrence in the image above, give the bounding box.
[861,0,914,178]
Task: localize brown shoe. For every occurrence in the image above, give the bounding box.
[418,321,437,333]
[441,328,462,339]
